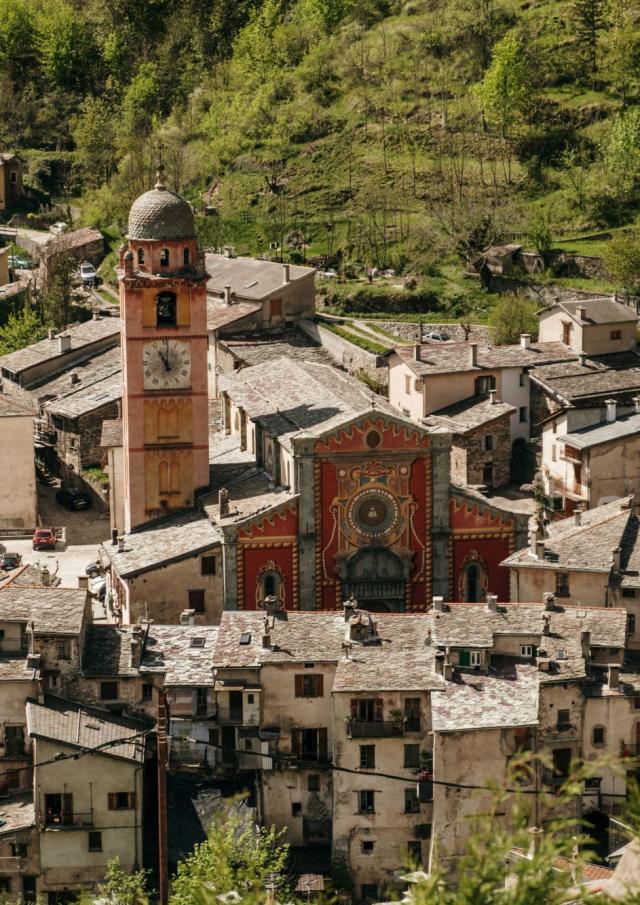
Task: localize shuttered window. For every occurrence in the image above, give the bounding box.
[294,674,324,697]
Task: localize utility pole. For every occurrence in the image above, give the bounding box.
[157,689,169,905]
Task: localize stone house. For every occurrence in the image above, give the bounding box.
[538,297,638,356]
[425,392,515,489]
[0,394,37,531]
[41,227,104,269]
[0,154,23,211]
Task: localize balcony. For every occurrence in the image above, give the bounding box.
[347,720,403,739]
[43,812,93,830]
[620,742,640,758]
[216,707,245,725]
[169,701,212,719]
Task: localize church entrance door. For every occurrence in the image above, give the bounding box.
[343,548,406,612]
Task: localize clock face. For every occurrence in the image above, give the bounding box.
[143,339,191,390]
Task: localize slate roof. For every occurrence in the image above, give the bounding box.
[34,345,121,406]
[0,563,58,589]
[530,352,640,406]
[0,586,87,634]
[0,318,121,376]
[220,331,334,368]
[101,417,123,448]
[213,612,347,668]
[82,625,141,677]
[425,394,515,434]
[100,510,222,578]
[0,656,39,682]
[26,696,146,763]
[43,226,103,256]
[541,297,637,326]
[200,463,293,528]
[205,254,314,301]
[558,411,640,450]
[207,296,262,331]
[0,794,35,835]
[141,625,218,686]
[44,368,121,418]
[503,497,631,572]
[392,341,576,377]
[0,394,35,417]
[333,615,444,692]
[431,663,539,732]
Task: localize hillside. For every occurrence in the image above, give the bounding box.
[2,0,640,320]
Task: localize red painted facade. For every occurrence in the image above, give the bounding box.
[449,495,515,603]
[238,502,299,610]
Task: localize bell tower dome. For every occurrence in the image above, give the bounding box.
[119,168,210,532]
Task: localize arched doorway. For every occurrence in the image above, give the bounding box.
[458,551,489,602]
[343,548,406,612]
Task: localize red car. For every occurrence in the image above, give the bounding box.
[32,528,56,551]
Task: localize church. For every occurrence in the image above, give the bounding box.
[101,176,529,624]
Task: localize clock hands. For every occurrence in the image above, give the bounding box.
[158,341,172,372]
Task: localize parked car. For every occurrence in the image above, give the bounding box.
[33,528,56,551]
[79,261,97,287]
[56,487,91,510]
[8,255,32,270]
[90,576,107,600]
[423,332,451,343]
[0,552,22,571]
[49,221,68,235]
[85,560,101,579]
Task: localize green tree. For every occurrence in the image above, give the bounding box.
[573,0,606,85]
[478,31,530,138]
[0,307,47,355]
[39,246,80,329]
[170,805,289,905]
[489,294,538,344]
[605,108,640,200]
[0,0,39,83]
[604,229,640,306]
[38,0,100,94]
[601,0,640,105]
[74,97,117,188]
[94,857,149,905]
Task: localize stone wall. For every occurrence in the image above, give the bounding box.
[450,411,512,488]
[298,319,388,388]
[371,321,492,343]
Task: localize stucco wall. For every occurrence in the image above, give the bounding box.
[0,413,36,529]
[508,565,609,608]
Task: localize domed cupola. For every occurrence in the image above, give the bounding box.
[127,166,195,242]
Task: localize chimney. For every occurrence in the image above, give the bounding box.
[262,624,271,648]
[520,333,531,350]
[543,613,551,635]
[581,630,591,661]
[282,263,290,284]
[432,596,445,612]
[219,487,230,518]
[58,333,71,353]
[343,596,357,622]
[41,565,50,587]
[576,305,586,321]
[179,609,195,626]
[528,826,544,858]
[574,507,583,526]
[469,343,478,367]
[117,536,125,553]
[69,372,80,386]
[605,399,617,423]
[530,525,543,556]
[608,663,620,690]
[444,661,454,681]
[543,592,556,611]
[48,328,57,340]
[92,310,100,320]
[111,528,118,546]
[489,388,497,405]
[578,351,587,367]
[130,636,142,669]
[224,285,232,306]
[414,344,421,362]
[486,593,498,612]
[611,547,621,571]
[536,540,545,561]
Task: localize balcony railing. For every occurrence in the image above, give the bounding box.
[347,720,403,739]
[43,812,93,830]
[169,701,212,718]
[404,717,421,732]
[216,707,244,725]
[620,742,640,758]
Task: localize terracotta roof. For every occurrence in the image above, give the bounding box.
[0,318,121,376]
[205,253,314,301]
[100,418,123,448]
[425,394,515,434]
[0,586,88,635]
[392,341,576,377]
[100,510,222,578]
[432,663,539,732]
[27,696,146,763]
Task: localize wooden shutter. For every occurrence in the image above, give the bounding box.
[291,729,302,758]
[316,675,324,697]
[350,699,358,719]
[459,650,470,667]
[108,793,117,811]
[375,699,383,721]
[63,793,73,820]
[318,728,328,762]
[177,294,190,326]
[294,675,304,697]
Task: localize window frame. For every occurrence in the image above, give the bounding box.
[359,745,375,770]
[100,680,119,701]
[201,556,217,576]
[188,589,206,614]
[88,831,103,852]
[404,744,420,769]
[108,791,136,811]
[358,790,375,814]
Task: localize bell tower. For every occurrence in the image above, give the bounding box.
[119,168,210,532]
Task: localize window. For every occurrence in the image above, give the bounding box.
[552,496,564,512]
[514,727,532,752]
[291,802,302,817]
[361,840,375,854]
[270,298,283,319]
[629,614,637,636]
[414,379,423,392]
[624,589,637,599]
[562,322,571,345]
[4,726,25,757]
[44,793,73,826]
[483,434,494,452]
[44,672,60,692]
[57,640,70,659]
[108,792,136,810]
[552,747,572,780]
[88,832,102,852]
[160,248,170,267]
[156,290,177,327]
[137,248,144,265]
[552,444,557,462]
[183,248,190,266]
[404,744,420,768]
[482,463,494,486]
[201,556,216,576]
[0,879,9,893]
[247,694,254,704]
[10,843,27,858]
[142,684,153,701]
[308,775,320,792]
[592,726,606,747]
[360,745,375,769]
[291,728,328,762]
[404,788,420,814]
[520,645,535,658]
[361,886,378,902]
[100,681,118,701]
[557,649,567,660]
[519,372,527,388]
[556,572,570,597]
[244,739,253,751]
[557,709,571,731]
[196,687,208,716]
[295,674,324,698]
[188,589,205,614]
[405,375,412,395]
[404,698,421,731]
[475,375,496,394]
[459,650,482,668]
[519,406,528,423]
[358,790,375,813]
[611,330,622,340]
[350,698,383,723]
[408,841,422,865]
